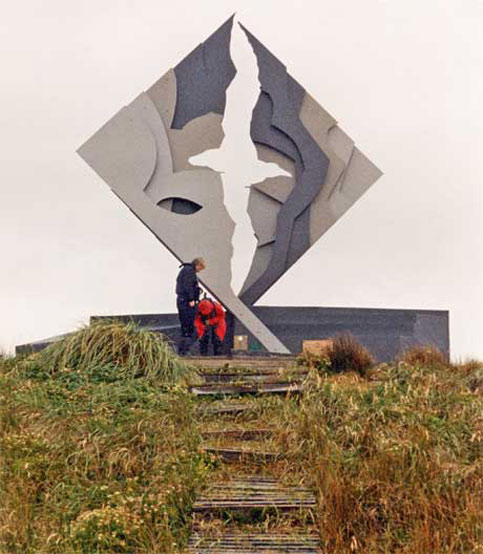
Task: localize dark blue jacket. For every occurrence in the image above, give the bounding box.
[176,263,201,302]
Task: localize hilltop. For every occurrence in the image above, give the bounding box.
[0,323,481,552]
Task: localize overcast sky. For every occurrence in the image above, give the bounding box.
[1,0,482,359]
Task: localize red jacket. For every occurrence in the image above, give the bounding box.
[194,300,226,341]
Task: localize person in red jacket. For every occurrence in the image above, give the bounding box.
[195,298,226,356]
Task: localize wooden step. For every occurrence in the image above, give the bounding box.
[201,428,274,440]
[187,356,296,371]
[187,532,321,553]
[202,371,307,384]
[202,446,280,463]
[195,401,257,416]
[190,382,303,396]
[192,477,316,512]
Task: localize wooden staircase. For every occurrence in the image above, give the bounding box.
[187,356,321,553]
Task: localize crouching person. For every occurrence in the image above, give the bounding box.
[195,298,226,356]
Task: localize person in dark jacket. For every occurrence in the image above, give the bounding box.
[194,298,227,356]
[176,257,205,355]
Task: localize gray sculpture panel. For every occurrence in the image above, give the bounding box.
[147,69,177,131]
[247,188,280,246]
[299,94,382,244]
[239,24,382,305]
[148,69,226,172]
[171,15,236,130]
[240,25,330,305]
[169,113,225,172]
[251,143,295,204]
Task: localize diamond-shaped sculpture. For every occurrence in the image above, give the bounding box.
[77,16,382,354]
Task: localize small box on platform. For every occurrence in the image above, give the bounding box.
[303,339,333,356]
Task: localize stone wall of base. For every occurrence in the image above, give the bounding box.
[89,306,450,362]
[16,307,449,362]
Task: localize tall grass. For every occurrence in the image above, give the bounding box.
[276,362,482,552]
[451,359,483,393]
[398,344,448,367]
[298,333,374,376]
[33,320,196,385]
[0,360,210,553]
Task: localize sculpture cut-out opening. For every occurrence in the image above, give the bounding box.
[158,197,203,215]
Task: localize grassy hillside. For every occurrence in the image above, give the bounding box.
[0,325,481,552]
[276,359,482,552]
[0,323,208,553]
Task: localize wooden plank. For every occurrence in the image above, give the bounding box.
[195,401,256,416]
[186,356,296,371]
[200,429,274,440]
[193,502,315,510]
[202,370,307,383]
[187,532,321,553]
[193,478,316,512]
[201,446,280,463]
[190,382,304,396]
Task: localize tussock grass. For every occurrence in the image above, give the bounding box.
[0,352,18,374]
[451,359,483,393]
[32,320,197,385]
[298,334,374,376]
[398,344,448,367]
[275,361,483,552]
[328,334,374,375]
[0,363,210,553]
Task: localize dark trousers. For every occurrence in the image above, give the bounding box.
[177,297,195,356]
[199,327,222,356]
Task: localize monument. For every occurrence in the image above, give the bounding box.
[16,16,450,359]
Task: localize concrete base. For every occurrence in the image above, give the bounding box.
[90,306,449,362]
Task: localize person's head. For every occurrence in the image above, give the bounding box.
[198,299,214,315]
[192,257,206,273]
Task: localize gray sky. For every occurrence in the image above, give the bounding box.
[1,0,482,359]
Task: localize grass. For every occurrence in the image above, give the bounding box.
[34,320,197,385]
[274,360,483,552]
[1,331,481,553]
[0,322,207,553]
[299,333,374,376]
[194,354,482,553]
[397,343,448,367]
[0,366,211,553]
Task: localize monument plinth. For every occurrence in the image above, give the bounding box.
[88,307,449,363]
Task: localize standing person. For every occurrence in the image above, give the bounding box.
[194,298,227,356]
[176,257,206,356]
